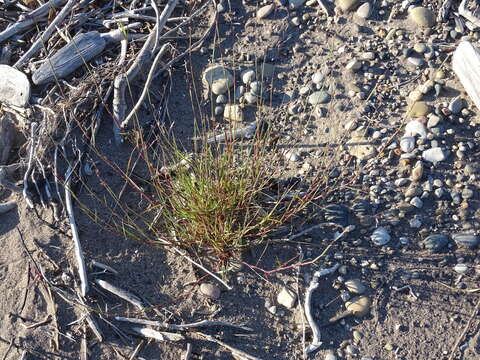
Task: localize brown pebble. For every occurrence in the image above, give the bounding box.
[200,283,221,299]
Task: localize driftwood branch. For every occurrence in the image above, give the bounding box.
[197,332,262,360]
[14,0,78,69]
[0,0,67,44]
[95,279,145,310]
[131,327,184,342]
[65,163,89,297]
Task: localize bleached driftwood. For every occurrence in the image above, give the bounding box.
[23,123,37,208]
[95,279,144,310]
[452,41,480,110]
[32,24,141,85]
[131,326,184,342]
[459,0,480,28]
[0,0,67,44]
[65,163,89,297]
[304,263,340,354]
[14,0,78,69]
[197,332,262,360]
[115,316,253,332]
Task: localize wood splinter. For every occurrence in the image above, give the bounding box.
[95,279,145,310]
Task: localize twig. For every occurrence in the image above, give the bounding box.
[121,43,171,128]
[21,315,52,329]
[129,340,145,360]
[95,279,145,310]
[91,260,119,275]
[287,222,341,242]
[65,163,89,297]
[447,298,480,360]
[182,343,192,360]
[316,0,331,16]
[14,0,78,68]
[81,323,88,360]
[23,123,37,208]
[0,0,67,44]
[131,327,184,342]
[115,317,252,332]
[196,332,262,360]
[304,263,339,354]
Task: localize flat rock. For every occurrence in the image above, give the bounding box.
[337,0,360,12]
[202,64,234,95]
[346,296,371,317]
[409,6,435,28]
[308,91,331,105]
[257,4,274,19]
[347,136,377,161]
[370,227,391,246]
[356,2,372,19]
[346,59,362,71]
[421,234,449,252]
[449,96,465,114]
[452,233,479,248]
[406,101,431,117]
[223,104,244,122]
[200,283,220,299]
[422,147,446,162]
[277,287,297,309]
[0,65,30,107]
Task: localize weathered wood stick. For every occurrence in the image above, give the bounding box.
[91,260,119,275]
[131,326,184,342]
[304,263,339,354]
[206,121,263,144]
[197,332,263,360]
[452,41,480,110]
[115,316,253,332]
[459,0,480,28]
[95,279,144,310]
[113,0,179,141]
[23,122,37,208]
[65,163,89,297]
[0,0,67,44]
[14,0,78,69]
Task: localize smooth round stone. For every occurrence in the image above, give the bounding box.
[353,329,364,342]
[407,57,424,67]
[344,279,366,294]
[308,91,331,105]
[371,227,391,246]
[241,69,256,84]
[414,43,428,53]
[277,287,297,309]
[223,104,244,122]
[454,263,468,275]
[216,94,227,104]
[356,2,372,19]
[214,106,223,116]
[411,161,424,181]
[346,296,371,317]
[250,81,261,95]
[409,6,435,28]
[312,72,324,84]
[452,233,479,248]
[405,119,427,137]
[400,136,415,153]
[346,59,362,71]
[0,65,30,107]
[410,196,423,208]
[427,115,441,128]
[200,283,220,299]
[257,4,274,19]
[325,353,337,360]
[422,147,446,162]
[289,0,305,10]
[203,64,234,95]
[338,0,360,12]
[421,234,449,252]
[406,102,431,117]
[362,52,376,60]
[244,92,257,104]
[462,187,474,199]
[409,89,423,102]
[299,86,310,96]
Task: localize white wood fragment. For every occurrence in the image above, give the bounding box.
[453,41,480,111]
[132,326,184,342]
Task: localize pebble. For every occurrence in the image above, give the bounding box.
[421,234,449,252]
[200,283,220,299]
[449,96,465,114]
[371,227,391,246]
[409,6,435,28]
[406,102,431,118]
[277,287,297,309]
[405,119,427,138]
[422,147,446,162]
[409,89,423,102]
[452,233,479,248]
[338,0,360,12]
[214,106,223,116]
[308,91,331,105]
[0,65,30,107]
[410,196,423,208]
[241,69,255,84]
[312,72,324,85]
[427,114,441,128]
[257,4,274,19]
[356,2,372,19]
[325,353,337,360]
[345,279,366,294]
[400,136,415,153]
[223,104,244,122]
[454,263,468,275]
[244,92,257,104]
[411,161,424,181]
[346,59,362,72]
[347,136,377,161]
[289,0,305,10]
[345,296,371,317]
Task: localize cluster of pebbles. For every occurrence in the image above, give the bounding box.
[201,0,480,358]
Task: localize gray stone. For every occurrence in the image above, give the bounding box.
[338,0,360,12]
[223,104,244,122]
[409,7,435,27]
[242,69,256,84]
[308,91,331,105]
[200,283,220,299]
[203,64,234,95]
[0,65,30,107]
[449,96,465,114]
[421,234,449,252]
[257,4,274,19]
[400,136,415,153]
[277,287,297,309]
[289,0,305,10]
[452,233,479,248]
[356,2,372,19]
[422,147,446,162]
[371,227,391,246]
[346,59,362,71]
[312,72,324,85]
